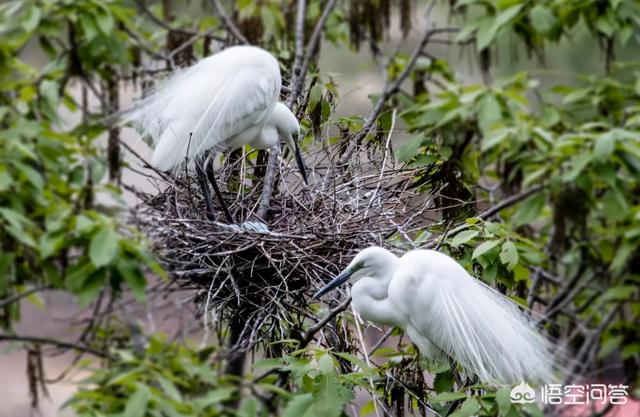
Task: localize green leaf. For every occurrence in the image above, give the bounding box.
[77,269,106,307]
[237,398,259,417]
[79,12,99,41]
[598,335,622,360]
[450,397,480,417]
[450,230,479,247]
[89,226,119,268]
[429,391,469,403]
[433,370,454,393]
[64,262,95,292]
[563,88,590,104]
[21,5,42,32]
[513,193,545,226]
[481,128,509,152]
[600,285,636,302]
[530,5,556,34]
[500,241,519,270]
[593,132,617,160]
[123,386,149,417]
[472,240,500,259]
[496,5,523,27]
[622,342,640,359]
[308,84,322,111]
[602,188,629,222]
[310,374,354,417]
[14,161,44,189]
[496,387,513,414]
[318,353,334,374]
[95,8,115,35]
[157,377,182,402]
[562,154,592,182]
[193,387,235,408]
[116,260,146,300]
[0,169,12,191]
[282,394,314,417]
[476,17,499,51]
[477,95,502,133]
[396,135,424,162]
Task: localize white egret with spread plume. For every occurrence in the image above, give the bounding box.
[129,45,307,223]
[312,246,555,385]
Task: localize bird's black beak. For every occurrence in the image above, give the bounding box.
[311,268,354,301]
[293,140,308,185]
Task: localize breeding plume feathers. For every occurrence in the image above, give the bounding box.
[395,250,555,385]
[127,46,281,171]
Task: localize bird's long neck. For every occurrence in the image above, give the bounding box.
[251,125,278,150]
[351,259,403,327]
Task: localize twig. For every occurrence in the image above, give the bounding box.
[300,297,351,347]
[338,26,458,166]
[369,327,395,355]
[477,184,544,220]
[135,0,197,36]
[210,0,249,44]
[0,285,53,309]
[0,334,111,359]
[256,0,307,219]
[289,0,337,102]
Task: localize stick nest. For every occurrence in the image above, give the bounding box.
[134,145,432,356]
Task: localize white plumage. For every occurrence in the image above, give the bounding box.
[313,247,555,385]
[129,45,301,172]
[127,45,307,222]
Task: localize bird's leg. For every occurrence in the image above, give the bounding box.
[205,155,235,224]
[195,156,215,221]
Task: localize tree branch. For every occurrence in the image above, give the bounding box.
[0,285,53,309]
[289,0,337,104]
[135,0,200,36]
[300,296,351,348]
[0,334,112,359]
[477,184,544,220]
[256,0,307,219]
[338,27,458,166]
[210,0,249,44]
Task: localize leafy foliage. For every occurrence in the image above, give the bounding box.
[0,1,162,328]
[1,0,639,416]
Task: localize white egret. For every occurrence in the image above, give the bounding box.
[312,247,554,385]
[129,45,307,223]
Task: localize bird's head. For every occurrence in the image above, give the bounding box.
[311,247,398,300]
[272,102,307,184]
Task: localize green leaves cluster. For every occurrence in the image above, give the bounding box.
[454,0,640,53]
[0,0,161,328]
[67,339,360,417]
[66,336,237,417]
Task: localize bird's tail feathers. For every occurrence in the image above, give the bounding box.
[428,279,558,386]
[124,57,236,172]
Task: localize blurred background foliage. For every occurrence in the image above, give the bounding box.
[0,0,639,416]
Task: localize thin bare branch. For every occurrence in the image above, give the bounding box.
[0,285,53,309]
[338,27,458,166]
[477,184,544,220]
[301,297,352,347]
[210,0,249,44]
[0,334,112,359]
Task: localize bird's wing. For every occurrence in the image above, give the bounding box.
[408,273,553,385]
[127,47,281,171]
